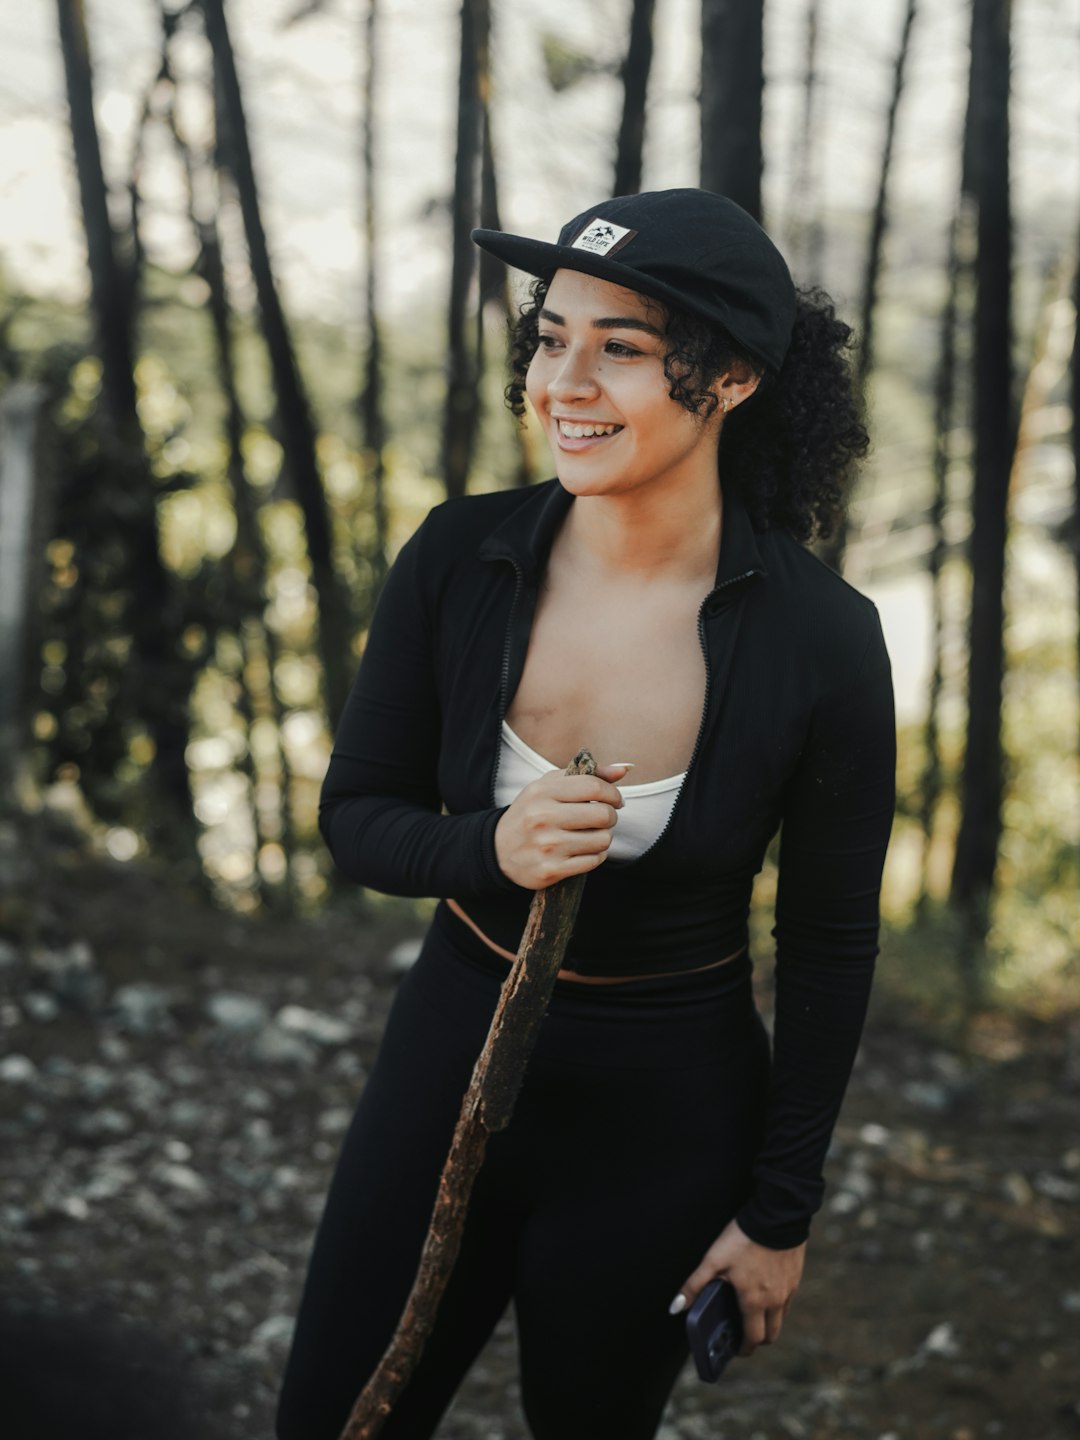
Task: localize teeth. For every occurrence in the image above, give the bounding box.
[559,421,619,438]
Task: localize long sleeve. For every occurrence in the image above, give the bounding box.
[318,514,520,899]
[735,606,897,1249]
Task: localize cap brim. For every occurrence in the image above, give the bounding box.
[471,229,569,279]
[471,225,781,371]
[471,227,694,315]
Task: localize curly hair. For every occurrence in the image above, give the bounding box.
[505,276,868,544]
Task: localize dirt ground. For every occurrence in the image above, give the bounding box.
[1,834,1078,1440]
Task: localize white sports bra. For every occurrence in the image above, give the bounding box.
[494,719,686,862]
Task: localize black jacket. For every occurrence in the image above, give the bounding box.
[320,476,897,1248]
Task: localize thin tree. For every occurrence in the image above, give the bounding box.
[56,0,137,438]
[819,0,917,574]
[1072,15,1080,875]
[949,0,1016,975]
[56,0,197,862]
[917,24,982,916]
[0,383,49,814]
[613,0,657,196]
[789,0,824,286]
[359,0,389,593]
[857,0,917,389]
[442,0,489,500]
[917,201,968,916]
[1073,217,1080,866]
[477,91,536,489]
[700,0,764,220]
[198,0,354,727]
[159,15,298,908]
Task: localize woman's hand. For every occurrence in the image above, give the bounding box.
[493,761,631,889]
[669,1218,806,1357]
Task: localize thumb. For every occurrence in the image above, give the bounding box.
[593,760,633,783]
[668,1256,728,1316]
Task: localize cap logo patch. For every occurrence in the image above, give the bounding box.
[569,217,637,257]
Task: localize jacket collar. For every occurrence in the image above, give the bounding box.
[476,476,768,602]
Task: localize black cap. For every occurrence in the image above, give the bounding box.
[472,188,796,372]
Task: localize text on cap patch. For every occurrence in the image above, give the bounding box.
[569,218,637,257]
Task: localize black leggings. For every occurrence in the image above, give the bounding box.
[275,900,771,1440]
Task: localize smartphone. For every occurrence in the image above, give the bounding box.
[686,1277,744,1383]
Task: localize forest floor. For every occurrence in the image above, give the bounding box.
[1,821,1079,1440]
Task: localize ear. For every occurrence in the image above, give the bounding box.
[713,362,762,417]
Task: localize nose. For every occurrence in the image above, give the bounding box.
[547,344,601,404]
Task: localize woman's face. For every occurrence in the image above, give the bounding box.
[525,268,731,500]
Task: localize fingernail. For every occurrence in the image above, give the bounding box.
[610,762,635,770]
[668,1293,688,1315]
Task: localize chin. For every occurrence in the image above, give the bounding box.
[553,468,622,496]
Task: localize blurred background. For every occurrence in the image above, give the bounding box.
[0,2,1078,1437]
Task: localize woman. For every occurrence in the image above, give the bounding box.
[276,188,896,1440]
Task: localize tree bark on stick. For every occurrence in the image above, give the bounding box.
[338,748,598,1439]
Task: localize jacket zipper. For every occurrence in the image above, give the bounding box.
[617,566,760,867]
[490,559,524,808]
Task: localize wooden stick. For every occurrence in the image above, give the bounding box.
[338,748,598,1440]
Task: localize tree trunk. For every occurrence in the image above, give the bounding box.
[857,0,917,391]
[700,0,763,220]
[477,100,504,317]
[56,0,197,864]
[613,0,656,196]
[359,0,389,594]
[819,0,917,575]
[161,30,298,909]
[56,0,137,438]
[475,74,535,490]
[0,385,49,809]
[199,0,354,728]
[789,0,824,285]
[917,201,967,917]
[442,0,488,500]
[1073,226,1080,863]
[949,0,1015,964]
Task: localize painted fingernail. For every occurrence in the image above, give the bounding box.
[668,1293,688,1315]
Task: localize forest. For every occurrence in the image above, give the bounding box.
[0,1,1078,1437]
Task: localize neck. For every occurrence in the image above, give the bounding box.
[561,470,724,584]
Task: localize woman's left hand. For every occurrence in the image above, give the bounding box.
[669,1218,806,1356]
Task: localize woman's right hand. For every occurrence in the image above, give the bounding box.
[493,762,632,889]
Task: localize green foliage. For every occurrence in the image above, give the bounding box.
[539,33,607,92]
[22,351,215,836]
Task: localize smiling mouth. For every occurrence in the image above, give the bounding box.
[556,420,624,443]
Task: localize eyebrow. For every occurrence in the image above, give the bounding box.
[539,307,663,339]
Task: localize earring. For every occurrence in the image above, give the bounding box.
[722,397,732,413]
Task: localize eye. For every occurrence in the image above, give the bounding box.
[604,340,642,358]
[536,333,563,352]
